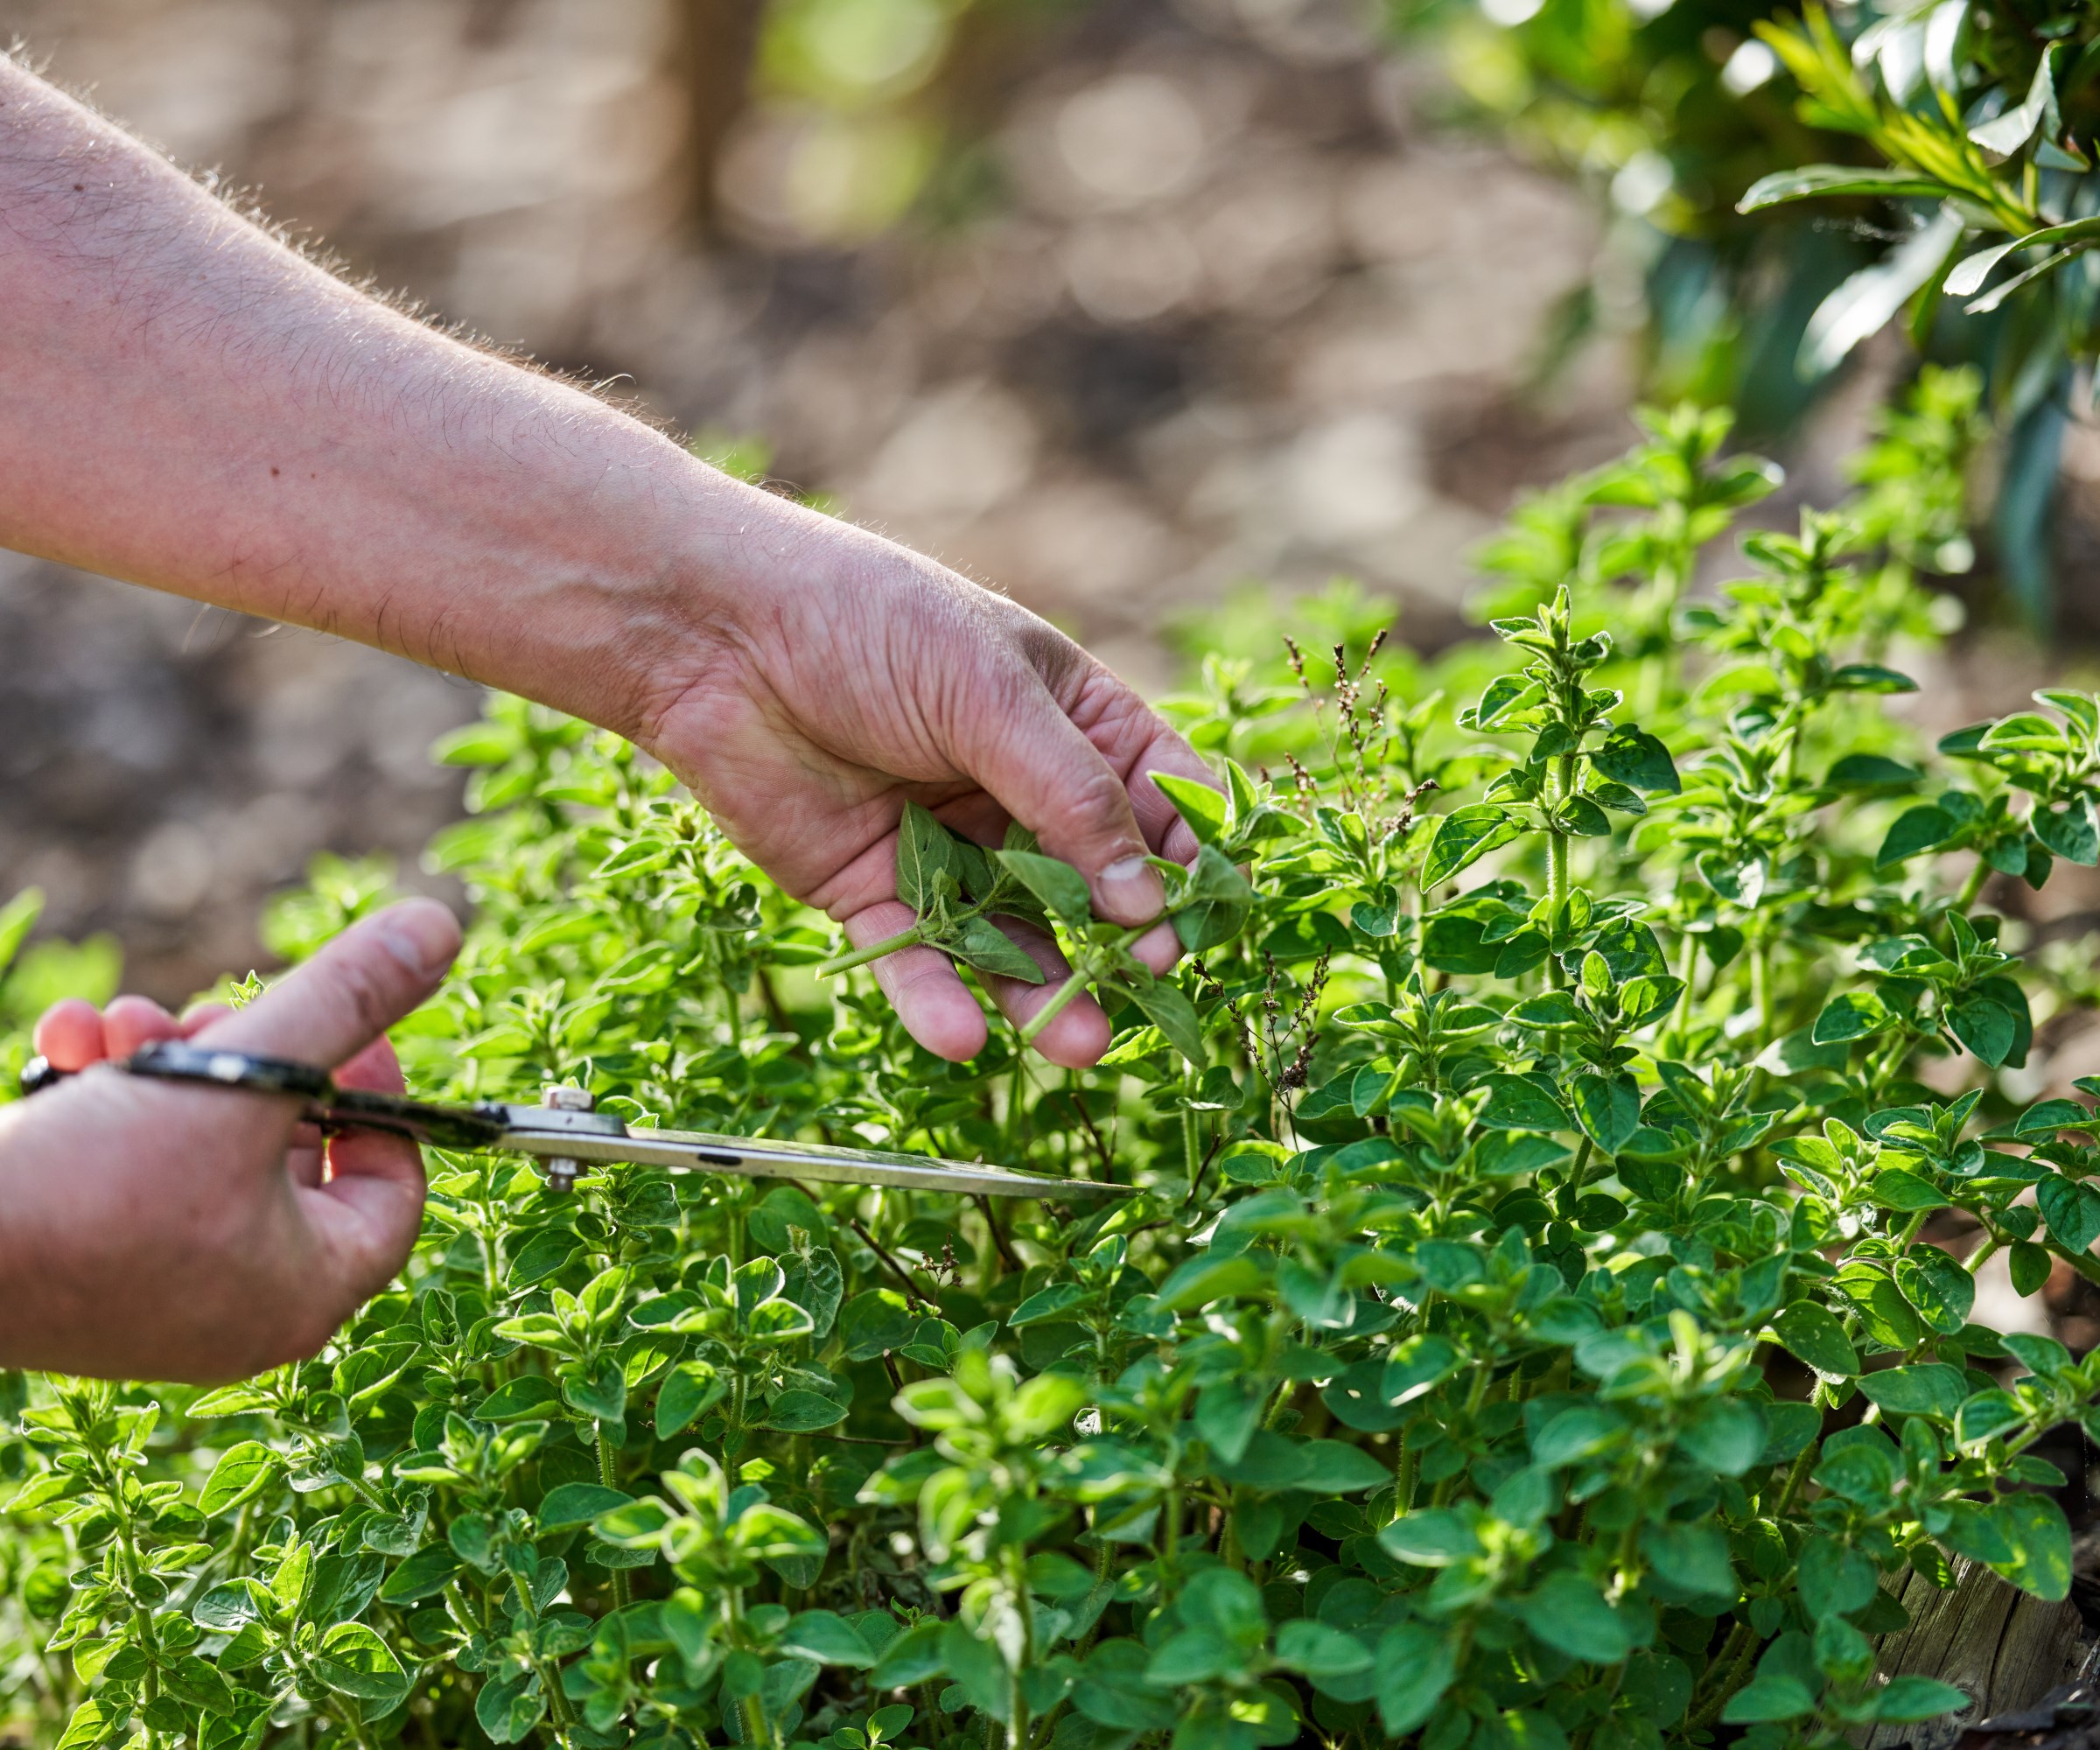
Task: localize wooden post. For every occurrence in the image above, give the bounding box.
[1862,1560,2093,1750]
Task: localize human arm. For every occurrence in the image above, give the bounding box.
[0,901,460,1381]
[0,56,1212,1066]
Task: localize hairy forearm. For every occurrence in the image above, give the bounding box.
[0,57,805,737]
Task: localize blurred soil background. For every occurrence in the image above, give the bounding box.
[0,0,2076,1006]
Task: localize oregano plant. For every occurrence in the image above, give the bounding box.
[6,366,2100,1750]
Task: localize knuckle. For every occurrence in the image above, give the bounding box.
[1012,613,1084,689]
[1061,762,1137,850]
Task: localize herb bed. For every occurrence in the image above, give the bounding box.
[4,370,2100,1750]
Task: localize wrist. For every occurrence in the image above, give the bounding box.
[507,447,856,749]
[618,469,895,748]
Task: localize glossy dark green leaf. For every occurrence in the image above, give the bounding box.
[531,1483,630,1536]
[765,1390,849,1432]
[1988,1491,2073,1600]
[1948,998,2015,1068]
[1519,1572,1629,1662]
[2033,798,2099,865]
[1121,973,1205,1067]
[2037,1173,2100,1252]
[376,1544,462,1605]
[1855,1364,1966,1419]
[1420,805,1527,890]
[779,1609,877,1669]
[1875,805,1958,868]
[1171,844,1255,954]
[1375,1623,1458,1734]
[1379,1508,1480,1568]
[1569,1072,1642,1155]
[655,1360,724,1438]
[1811,990,1890,1045]
[1642,1522,1735,1597]
[1954,1389,2026,1449]
[1479,1074,1572,1133]
[1591,725,1681,794]
[1739,165,1950,212]
[838,1290,916,1362]
[1824,754,1922,791]
[199,1442,280,1519]
[1721,1675,1816,1724]
[1893,1250,1973,1335]
[1771,1302,1858,1379]
[474,1376,564,1423]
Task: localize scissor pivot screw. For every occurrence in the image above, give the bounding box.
[538,1086,595,1192]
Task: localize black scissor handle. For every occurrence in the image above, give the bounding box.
[18,1055,66,1096]
[18,1041,511,1151]
[125,1040,335,1097]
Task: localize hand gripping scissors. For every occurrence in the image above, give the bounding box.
[17,1040,1132,1200]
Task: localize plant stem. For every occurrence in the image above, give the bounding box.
[1670,930,1699,1055]
[1545,746,1573,987]
[1180,1064,1202,1189]
[596,1427,631,1610]
[1956,858,1991,913]
[1006,1054,1028,1155]
[1004,1546,1036,1750]
[976,1194,1023,1273]
[1769,1387,1828,1518]
[817,924,924,978]
[844,1210,923,1301]
[1018,970,1091,1043]
[1687,1621,1758,1732]
[1019,924,1156,1046]
[725,1375,747,1489]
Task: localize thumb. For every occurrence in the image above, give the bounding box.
[195,900,461,1067]
[962,670,1164,926]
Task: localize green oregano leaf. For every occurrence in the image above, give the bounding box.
[896,802,962,914]
[1420,805,1527,890]
[994,850,1093,926]
[1590,725,1681,794]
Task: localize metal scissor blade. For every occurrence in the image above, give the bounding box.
[14,1042,1130,1200]
[493,1110,1133,1200]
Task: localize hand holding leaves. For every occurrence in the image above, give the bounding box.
[819,806,1051,986]
[822,785,1259,1066]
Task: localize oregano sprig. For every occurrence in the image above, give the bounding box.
[816,805,1050,986]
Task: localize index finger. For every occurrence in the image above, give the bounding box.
[194,901,460,1068]
[1065,669,1221,867]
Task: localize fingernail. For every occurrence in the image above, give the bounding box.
[378,901,461,981]
[1096,856,1165,925]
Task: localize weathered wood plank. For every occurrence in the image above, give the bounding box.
[1860,1560,2090,1750]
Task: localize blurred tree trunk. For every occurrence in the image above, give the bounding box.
[671,0,766,234]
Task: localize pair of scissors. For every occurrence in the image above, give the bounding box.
[16,1041,1131,1200]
